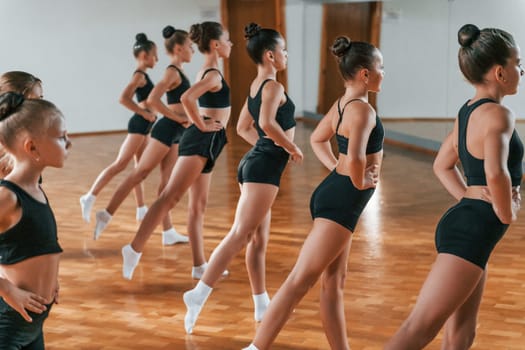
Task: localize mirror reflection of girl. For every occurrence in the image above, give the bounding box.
[244,36,385,350]
[120,21,232,281]
[385,24,523,350]
[0,92,72,348]
[80,33,158,229]
[183,22,303,334]
[90,26,193,246]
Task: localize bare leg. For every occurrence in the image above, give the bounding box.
[246,210,271,295]
[132,137,148,208]
[250,218,352,350]
[183,183,279,333]
[201,183,278,287]
[88,133,146,196]
[384,254,484,350]
[106,138,169,215]
[440,269,487,350]
[320,239,352,350]
[187,172,213,267]
[130,155,206,253]
[160,144,179,231]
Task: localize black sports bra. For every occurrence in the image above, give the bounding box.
[247,79,296,138]
[198,68,230,108]
[336,98,384,155]
[166,65,190,105]
[134,70,154,103]
[0,180,62,265]
[458,98,523,186]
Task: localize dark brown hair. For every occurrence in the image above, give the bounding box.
[458,24,516,84]
[0,71,42,97]
[162,25,189,53]
[244,22,282,65]
[331,36,378,80]
[133,33,156,58]
[189,21,223,53]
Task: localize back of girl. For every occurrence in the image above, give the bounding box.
[0,92,71,349]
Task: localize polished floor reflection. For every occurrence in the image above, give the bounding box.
[40,121,524,349]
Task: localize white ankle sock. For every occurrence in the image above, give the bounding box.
[191,262,229,280]
[162,228,189,245]
[252,291,270,322]
[121,244,142,280]
[136,205,148,221]
[94,209,111,240]
[242,344,260,350]
[183,280,212,334]
[79,193,96,223]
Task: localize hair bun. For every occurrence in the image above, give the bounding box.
[0,92,24,121]
[244,22,261,40]
[331,36,352,58]
[189,23,203,44]
[458,24,480,47]
[135,33,148,43]
[163,25,176,39]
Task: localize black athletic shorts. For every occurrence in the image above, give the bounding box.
[178,124,227,173]
[127,113,154,135]
[310,170,374,232]
[150,117,185,146]
[0,298,53,350]
[435,198,509,269]
[237,138,289,186]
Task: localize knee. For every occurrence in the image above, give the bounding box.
[189,198,208,218]
[158,191,182,210]
[110,160,128,173]
[286,269,319,297]
[400,316,443,346]
[321,270,347,298]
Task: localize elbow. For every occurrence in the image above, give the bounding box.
[180,92,191,107]
[118,96,126,105]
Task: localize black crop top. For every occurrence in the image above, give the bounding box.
[247,79,296,138]
[166,65,191,105]
[0,180,62,265]
[458,98,523,187]
[134,70,154,103]
[336,99,384,155]
[198,68,230,108]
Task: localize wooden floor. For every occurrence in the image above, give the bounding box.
[40,121,524,349]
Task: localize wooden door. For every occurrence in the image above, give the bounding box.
[221,0,286,127]
[318,2,382,114]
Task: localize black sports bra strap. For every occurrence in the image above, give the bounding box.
[467,98,497,111]
[134,70,146,76]
[167,64,181,72]
[201,68,222,80]
[336,98,364,133]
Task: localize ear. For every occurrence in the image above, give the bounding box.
[359,68,370,83]
[22,138,41,162]
[264,50,274,62]
[495,65,506,83]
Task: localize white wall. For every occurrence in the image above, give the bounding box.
[380,0,525,118]
[0,0,220,133]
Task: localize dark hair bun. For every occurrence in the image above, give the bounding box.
[163,25,176,39]
[244,22,261,40]
[331,36,352,58]
[189,23,203,44]
[135,33,148,43]
[458,24,480,47]
[0,92,24,121]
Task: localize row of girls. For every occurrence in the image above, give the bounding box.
[0,20,522,350]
